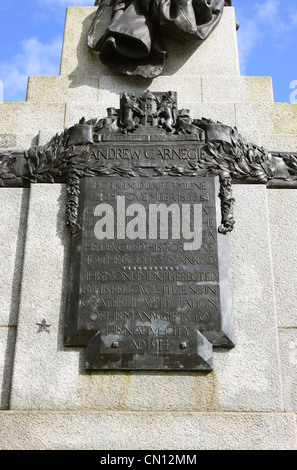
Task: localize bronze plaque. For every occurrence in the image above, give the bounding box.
[65,176,234,370]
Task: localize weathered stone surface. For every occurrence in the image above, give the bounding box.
[0,188,30,326]
[214,185,283,411]
[0,134,17,150]
[235,103,297,142]
[65,102,110,129]
[243,76,275,103]
[26,75,99,103]
[278,329,297,412]
[9,184,81,410]
[267,189,297,328]
[60,7,119,78]
[273,103,297,134]
[38,130,64,146]
[201,76,274,104]
[0,327,16,409]
[0,102,65,148]
[0,411,295,450]
[261,134,297,152]
[235,102,274,137]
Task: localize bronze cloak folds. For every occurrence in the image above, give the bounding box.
[88,0,226,77]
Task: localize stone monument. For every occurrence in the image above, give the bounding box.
[0,2,297,450]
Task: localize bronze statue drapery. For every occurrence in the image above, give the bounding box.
[88,0,227,78]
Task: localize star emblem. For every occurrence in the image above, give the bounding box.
[36,319,51,334]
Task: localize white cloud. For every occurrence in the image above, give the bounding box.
[31,0,95,21]
[0,1,96,101]
[0,37,62,102]
[236,0,296,74]
[255,0,293,36]
[237,19,263,75]
[255,0,280,25]
[290,13,297,25]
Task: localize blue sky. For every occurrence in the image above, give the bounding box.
[0,0,296,103]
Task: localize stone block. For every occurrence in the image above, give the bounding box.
[0,327,16,409]
[0,102,65,149]
[272,103,297,135]
[0,104,21,143]
[60,7,112,78]
[197,103,236,128]
[0,188,30,326]
[9,184,83,410]
[235,103,275,137]
[261,134,297,152]
[37,130,64,146]
[278,328,297,412]
[0,411,295,449]
[244,76,274,104]
[267,189,297,327]
[118,372,219,412]
[241,130,262,147]
[16,103,65,148]
[214,185,283,411]
[26,76,99,103]
[201,76,274,104]
[0,134,17,150]
[65,102,104,129]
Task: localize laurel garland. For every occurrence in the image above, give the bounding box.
[0,121,292,233]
